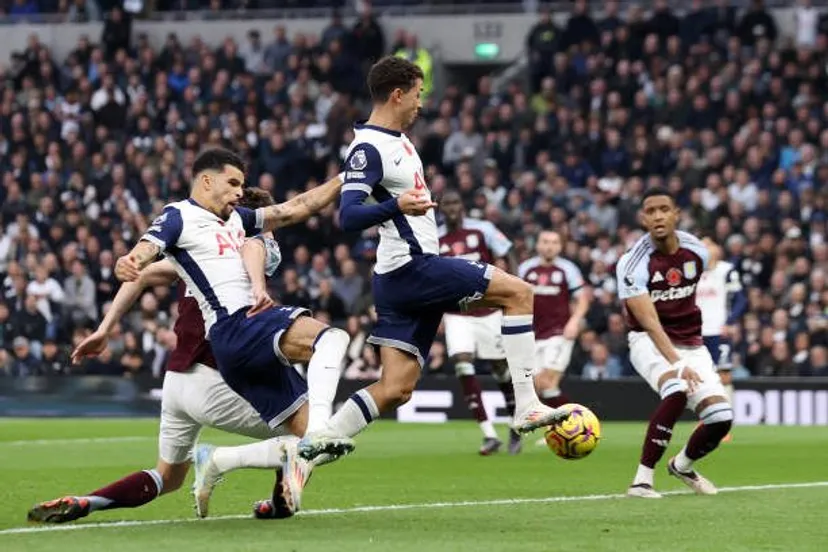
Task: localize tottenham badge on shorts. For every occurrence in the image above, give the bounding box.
[683,261,697,280]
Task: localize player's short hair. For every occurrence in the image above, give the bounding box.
[640,186,674,207]
[367,56,424,103]
[193,148,246,178]
[240,187,275,209]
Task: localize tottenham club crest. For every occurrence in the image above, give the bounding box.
[683,261,697,280]
[350,149,368,170]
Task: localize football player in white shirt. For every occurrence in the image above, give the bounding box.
[114,148,353,517]
[298,56,568,463]
[697,237,746,442]
[26,187,310,524]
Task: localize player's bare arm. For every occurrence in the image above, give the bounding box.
[624,294,702,389]
[241,237,275,317]
[564,287,592,340]
[115,241,161,282]
[72,260,177,364]
[258,175,343,232]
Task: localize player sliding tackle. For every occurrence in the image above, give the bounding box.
[298,56,569,462]
[113,150,353,515]
[27,187,343,523]
[617,188,733,498]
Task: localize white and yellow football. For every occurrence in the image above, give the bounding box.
[544,403,601,460]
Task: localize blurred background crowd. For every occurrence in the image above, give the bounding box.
[0,0,826,382]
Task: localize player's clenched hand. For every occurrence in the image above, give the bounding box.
[247,286,275,318]
[115,255,141,282]
[397,190,437,216]
[680,367,703,392]
[71,330,108,365]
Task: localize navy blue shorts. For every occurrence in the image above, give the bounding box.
[703,335,732,370]
[369,255,493,366]
[209,306,309,428]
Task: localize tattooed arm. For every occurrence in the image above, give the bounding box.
[115,241,161,282]
[258,174,343,232]
[116,206,183,282]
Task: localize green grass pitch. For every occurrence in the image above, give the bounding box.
[1,419,827,551]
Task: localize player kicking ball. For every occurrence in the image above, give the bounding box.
[438,190,521,455]
[298,56,569,463]
[27,186,347,523]
[616,188,733,498]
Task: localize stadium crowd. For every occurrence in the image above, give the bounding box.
[0,0,827,381]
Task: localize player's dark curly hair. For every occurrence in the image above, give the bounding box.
[640,186,674,207]
[240,187,275,209]
[192,147,247,177]
[367,56,424,103]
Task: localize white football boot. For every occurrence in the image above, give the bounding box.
[667,457,718,495]
[512,402,570,434]
[192,444,223,518]
[626,483,663,498]
[274,442,313,517]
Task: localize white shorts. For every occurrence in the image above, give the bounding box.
[443,311,505,360]
[534,335,575,374]
[159,363,289,464]
[628,332,727,411]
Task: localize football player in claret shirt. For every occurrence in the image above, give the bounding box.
[518,231,592,411]
[616,188,732,498]
[438,190,521,455]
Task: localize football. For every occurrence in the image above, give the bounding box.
[544,403,601,460]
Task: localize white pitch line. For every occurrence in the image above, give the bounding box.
[0,436,154,447]
[2,480,827,536]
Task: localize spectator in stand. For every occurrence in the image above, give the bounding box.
[738,0,778,47]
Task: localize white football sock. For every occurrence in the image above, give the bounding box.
[324,389,379,438]
[480,420,498,439]
[306,328,349,432]
[633,464,655,486]
[673,447,694,473]
[212,436,298,474]
[501,315,541,412]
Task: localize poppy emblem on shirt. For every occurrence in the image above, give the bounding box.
[666,268,682,287]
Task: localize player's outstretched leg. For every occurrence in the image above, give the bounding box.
[627,376,688,498]
[28,463,186,523]
[668,397,732,495]
[192,435,299,518]
[491,359,521,454]
[480,269,570,433]
[455,355,502,455]
[299,346,419,461]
